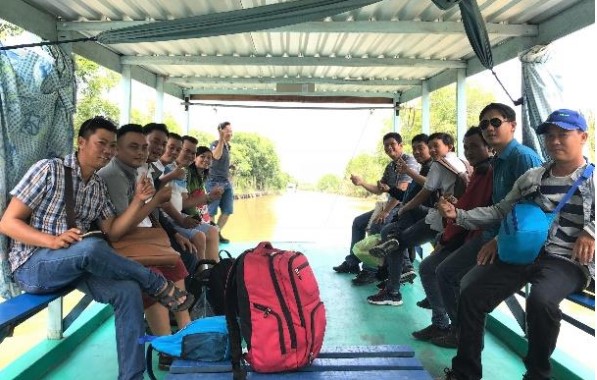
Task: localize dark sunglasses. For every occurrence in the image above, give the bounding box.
[479,118,510,130]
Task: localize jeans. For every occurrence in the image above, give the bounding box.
[452,255,586,380]
[345,208,397,271]
[206,179,234,216]
[419,246,453,329]
[379,206,427,242]
[13,237,166,380]
[385,218,438,293]
[435,235,490,326]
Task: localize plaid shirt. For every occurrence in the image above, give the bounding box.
[8,153,116,272]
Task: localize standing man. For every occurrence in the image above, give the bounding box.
[442,109,594,380]
[207,121,234,244]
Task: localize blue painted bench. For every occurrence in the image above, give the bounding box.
[165,345,432,379]
[506,284,595,336]
[0,287,93,344]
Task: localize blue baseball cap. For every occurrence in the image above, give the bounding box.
[536,109,587,135]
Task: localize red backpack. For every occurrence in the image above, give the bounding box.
[225,242,326,379]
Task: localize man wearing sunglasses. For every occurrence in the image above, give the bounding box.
[431,103,543,348]
[441,110,594,380]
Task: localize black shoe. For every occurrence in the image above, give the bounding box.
[352,270,377,286]
[219,233,230,244]
[412,324,449,341]
[443,368,460,380]
[369,239,399,258]
[400,270,416,284]
[376,280,386,289]
[416,298,432,309]
[333,261,360,274]
[430,327,459,348]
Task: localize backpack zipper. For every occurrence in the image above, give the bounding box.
[289,254,307,327]
[253,303,286,354]
[268,254,297,349]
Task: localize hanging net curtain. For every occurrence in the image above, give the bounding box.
[519,45,565,161]
[96,0,382,44]
[0,44,76,299]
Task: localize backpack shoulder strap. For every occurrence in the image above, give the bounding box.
[63,166,77,229]
[225,254,247,380]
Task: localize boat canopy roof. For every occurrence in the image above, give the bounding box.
[0,0,594,103]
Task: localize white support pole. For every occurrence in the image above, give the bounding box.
[456,68,467,156]
[421,81,430,134]
[155,76,165,122]
[119,64,132,126]
[185,99,191,135]
[393,95,401,133]
[47,298,63,340]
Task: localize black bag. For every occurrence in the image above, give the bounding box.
[187,250,234,317]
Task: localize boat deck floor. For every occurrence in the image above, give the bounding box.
[42,242,527,380]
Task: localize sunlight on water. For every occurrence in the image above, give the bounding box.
[223,191,375,248]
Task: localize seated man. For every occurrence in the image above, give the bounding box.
[0,116,192,380]
[411,127,493,342]
[434,103,543,349]
[367,132,466,306]
[333,132,419,285]
[97,124,192,343]
[442,109,594,380]
[375,133,434,282]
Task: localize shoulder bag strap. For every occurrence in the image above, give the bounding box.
[552,163,594,214]
[64,166,77,229]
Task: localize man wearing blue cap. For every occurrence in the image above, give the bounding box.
[440,108,594,380]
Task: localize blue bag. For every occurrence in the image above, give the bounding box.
[145,316,230,379]
[497,164,594,265]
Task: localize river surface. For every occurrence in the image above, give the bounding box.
[222,190,375,245]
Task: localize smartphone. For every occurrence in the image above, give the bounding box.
[81,230,105,239]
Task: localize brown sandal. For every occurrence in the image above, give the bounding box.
[154,280,195,312]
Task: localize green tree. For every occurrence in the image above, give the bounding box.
[230,132,283,191]
[0,19,23,38]
[317,174,342,193]
[344,153,383,197]
[73,55,120,135]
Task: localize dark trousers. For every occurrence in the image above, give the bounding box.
[452,255,586,380]
[436,235,490,325]
[385,218,438,293]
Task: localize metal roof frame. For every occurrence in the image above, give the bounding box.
[0,0,594,103]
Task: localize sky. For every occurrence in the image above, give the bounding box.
[138,25,595,183]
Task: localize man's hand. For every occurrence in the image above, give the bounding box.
[170,166,186,180]
[395,157,407,173]
[437,196,457,219]
[134,175,155,202]
[181,216,200,228]
[572,231,595,265]
[477,239,497,265]
[174,233,196,254]
[209,186,224,200]
[374,210,389,224]
[350,174,363,186]
[377,181,390,193]
[50,228,82,249]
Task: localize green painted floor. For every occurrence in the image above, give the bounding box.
[42,242,529,380]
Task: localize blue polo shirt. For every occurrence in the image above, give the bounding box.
[485,139,543,238]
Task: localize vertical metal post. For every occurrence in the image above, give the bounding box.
[393,95,401,133]
[120,64,132,126]
[184,96,191,135]
[47,298,64,340]
[456,68,467,156]
[155,76,165,122]
[421,81,430,134]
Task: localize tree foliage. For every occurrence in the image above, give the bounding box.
[317,174,342,193]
